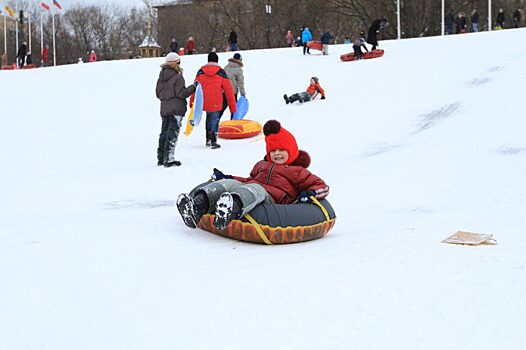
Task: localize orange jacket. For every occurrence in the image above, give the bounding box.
[306,82,325,98]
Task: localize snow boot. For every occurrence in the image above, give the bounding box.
[213,193,242,231]
[157,160,163,166]
[206,131,212,147]
[210,132,221,149]
[176,193,209,228]
[283,94,290,104]
[164,160,182,167]
[288,94,298,104]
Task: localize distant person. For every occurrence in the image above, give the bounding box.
[471,8,480,32]
[41,45,49,67]
[455,12,467,33]
[367,18,388,50]
[88,50,97,62]
[343,36,352,44]
[186,37,196,55]
[352,34,369,60]
[285,30,293,47]
[170,38,178,53]
[283,77,325,104]
[155,52,196,167]
[190,52,237,149]
[221,53,246,120]
[228,29,238,51]
[320,30,334,55]
[78,57,84,64]
[294,36,302,47]
[17,42,27,68]
[445,10,455,34]
[301,27,312,55]
[513,9,522,28]
[495,9,505,29]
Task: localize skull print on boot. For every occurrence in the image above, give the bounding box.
[213,192,242,231]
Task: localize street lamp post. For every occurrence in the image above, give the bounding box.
[488,0,492,31]
[396,0,401,39]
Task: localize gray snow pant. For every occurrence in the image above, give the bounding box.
[191,179,274,215]
[157,115,182,163]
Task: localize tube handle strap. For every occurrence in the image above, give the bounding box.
[310,196,330,222]
[245,214,272,245]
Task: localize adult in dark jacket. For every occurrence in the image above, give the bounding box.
[320,30,334,55]
[190,52,237,149]
[228,29,238,51]
[17,42,28,68]
[496,9,505,29]
[513,9,522,28]
[169,38,178,53]
[445,10,455,34]
[155,52,197,167]
[367,19,388,50]
[455,12,467,33]
[471,9,480,32]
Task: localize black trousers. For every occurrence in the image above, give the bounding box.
[303,43,310,54]
[157,115,182,163]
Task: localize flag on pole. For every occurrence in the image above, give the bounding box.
[41,2,51,11]
[52,0,62,10]
[4,6,15,17]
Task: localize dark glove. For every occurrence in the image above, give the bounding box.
[298,190,316,203]
[321,95,326,100]
[211,168,233,181]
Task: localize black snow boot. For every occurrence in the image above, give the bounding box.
[164,160,182,167]
[176,192,209,228]
[210,132,221,149]
[157,160,164,166]
[283,94,290,104]
[213,193,242,231]
[206,131,212,147]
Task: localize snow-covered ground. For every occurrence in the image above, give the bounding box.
[1,29,525,349]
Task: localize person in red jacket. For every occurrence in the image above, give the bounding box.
[190,52,237,149]
[283,76,325,104]
[88,50,97,62]
[186,37,196,55]
[41,45,49,67]
[176,119,330,231]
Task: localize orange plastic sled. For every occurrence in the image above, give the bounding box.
[307,41,323,51]
[218,119,262,139]
[340,49,385,62]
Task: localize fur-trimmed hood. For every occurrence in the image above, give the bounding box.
[227,58,243,67]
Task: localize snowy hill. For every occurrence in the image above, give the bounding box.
[1,29,525,349]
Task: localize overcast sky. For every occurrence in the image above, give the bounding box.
[60,0,150,9]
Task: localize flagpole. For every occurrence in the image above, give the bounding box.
[29,14,32,53]
[52,11,56,66]
[41,10,44,64]
[3,15,7,58]
[488,0,492,31]
[441,0,445,35]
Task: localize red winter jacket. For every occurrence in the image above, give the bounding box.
[191,63,237,113]
[233,151,329,204]
[42,47,49,62]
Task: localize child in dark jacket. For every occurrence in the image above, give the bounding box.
[284,77,326,104]
[352,32,369,60]
[177,120,330,230]
[155,52,196,167]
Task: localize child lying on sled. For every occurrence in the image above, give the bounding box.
[283,77,326,104]
[176,120,330,231]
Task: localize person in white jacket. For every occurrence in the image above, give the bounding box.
[220,53,246,119]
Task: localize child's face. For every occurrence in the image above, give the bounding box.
[310,78,316,85]
[270,149,289,164]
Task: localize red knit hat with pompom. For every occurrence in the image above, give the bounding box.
[263,120,299,165]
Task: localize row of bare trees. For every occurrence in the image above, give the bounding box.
[1,0,152,66]
[2,0,524,66]
[158,0,524,53]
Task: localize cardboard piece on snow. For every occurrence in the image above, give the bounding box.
[442,231,497,246]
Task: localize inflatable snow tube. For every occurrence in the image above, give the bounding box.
[340,49,384,62]
[218,119,262,139]
[196,199,336,244]
[306,41,323,51]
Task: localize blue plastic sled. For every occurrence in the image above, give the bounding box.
[193,84,204,126]
[232,96,249,120]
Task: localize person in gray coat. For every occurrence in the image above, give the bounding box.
[155,52,196,167]
[220,53,246,119]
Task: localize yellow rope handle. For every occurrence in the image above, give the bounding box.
[245,214,272,245]
[310,196,330,222]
